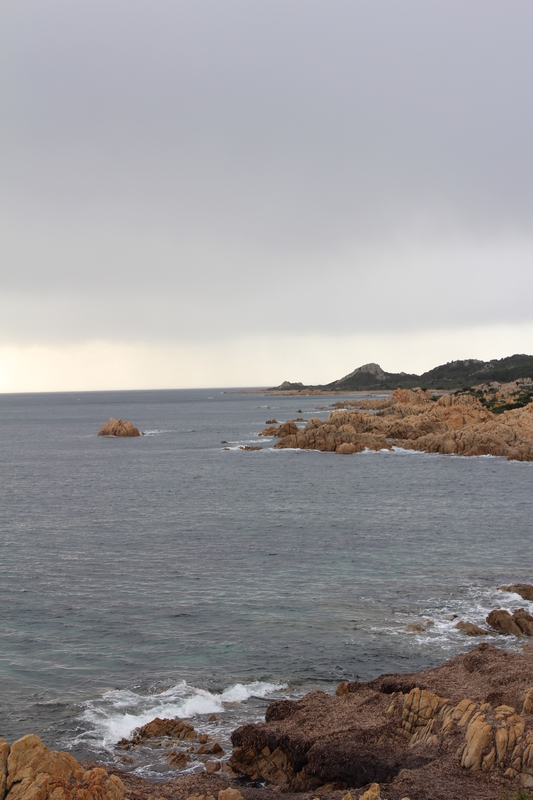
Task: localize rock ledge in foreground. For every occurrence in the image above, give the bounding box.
[0,734,125,800]
[228,644,533,799]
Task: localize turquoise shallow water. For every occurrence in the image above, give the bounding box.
[1,388,532,777]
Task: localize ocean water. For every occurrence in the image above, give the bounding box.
[1,388,532,778]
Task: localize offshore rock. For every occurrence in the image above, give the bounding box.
[98,418,140,437]
[2,734,125,800]
[264,388,533,461]
[228,644,533,797]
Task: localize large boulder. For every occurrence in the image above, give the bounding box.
[500,584,533,601]
[486,610,523,636]
[98,418,140,437]
[1,734,125,800]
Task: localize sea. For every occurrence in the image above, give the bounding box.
[1,388,532,779]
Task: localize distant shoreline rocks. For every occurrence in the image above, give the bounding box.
[259,387,533,461]
[98,418,142,437]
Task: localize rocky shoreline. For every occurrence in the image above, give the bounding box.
[3,643,533,800]
[259,387,533,460]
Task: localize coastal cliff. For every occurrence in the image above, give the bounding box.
[262,388,533,460]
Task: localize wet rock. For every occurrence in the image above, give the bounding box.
[98,418,141,437]
[119,717,199,748]
[500,584,533,601]
[239,445,262,451]
[406,620,434,633]
[204,761,220,774]
[336,442,359,454]
[166,751,191,768]
[486,609,523,636]
[456,621,488,636]
[513,609,533,635]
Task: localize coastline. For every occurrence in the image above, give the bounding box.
[4,643,533,800]
[257,386,533,461]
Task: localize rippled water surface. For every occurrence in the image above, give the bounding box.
[1,389,532,776]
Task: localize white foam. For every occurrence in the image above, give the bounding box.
[76,680,286,753]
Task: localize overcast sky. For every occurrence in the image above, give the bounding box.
[1,0,532,391]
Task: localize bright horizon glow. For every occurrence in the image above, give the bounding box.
[1,2,532,391]
[2,323,533,394]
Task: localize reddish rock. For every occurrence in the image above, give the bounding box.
[513,609,533,636]
[456,621,488,636]
[118,717,199,749]
[98,418,140,437]
[500,584,533,601]
[228,644,533,798]
[260,388,533,461]
[486,610,523,636]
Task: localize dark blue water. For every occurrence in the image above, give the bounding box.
[1,389,532,776]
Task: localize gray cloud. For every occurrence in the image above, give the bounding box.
[1,0,532,347]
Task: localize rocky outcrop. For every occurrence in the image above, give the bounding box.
[119,716,202,748]
[500,584,533,601]
[0,734,125,800]
[455,621,488,636]
[486,609,533,636]
[98,419,140,437]
[228,644,533,797]
[262,388,533,460]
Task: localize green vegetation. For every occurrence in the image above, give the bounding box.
[502,789,532,800]
[274,354,533,393]
[458,385,533,415]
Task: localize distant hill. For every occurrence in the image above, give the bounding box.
[272,354,533,392]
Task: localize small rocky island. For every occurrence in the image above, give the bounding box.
[260,386,533,460]
[98,419,141,437]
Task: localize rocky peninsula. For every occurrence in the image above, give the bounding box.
[3,644,533,800]
[260,387,533,460]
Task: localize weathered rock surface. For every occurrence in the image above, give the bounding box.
[0,735,125,800]
[228,644,533,798]
[119,717,203,749]
[261,388,533,460]
[500,584,533,601]
[98,418,140,437]
[455,621,489,636]
[486,609,533,637]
